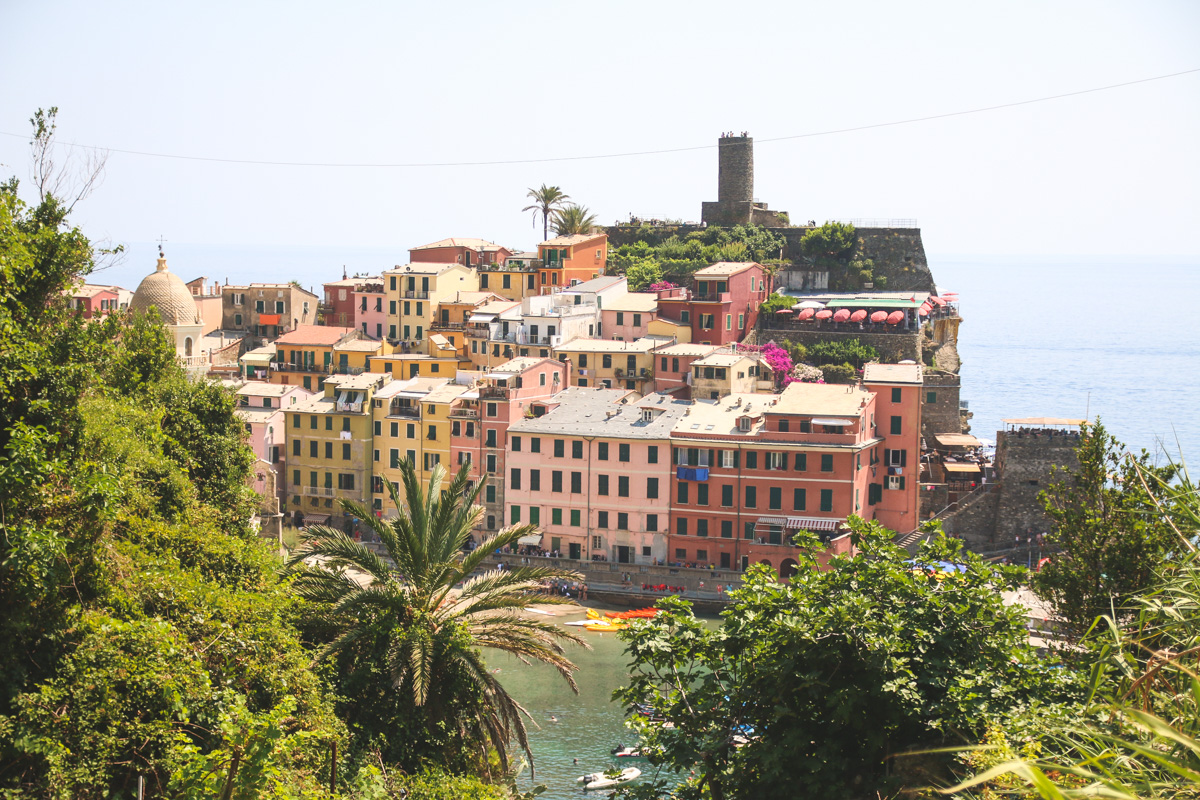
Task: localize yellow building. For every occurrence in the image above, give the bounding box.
[647,316,692,343]
[384,263,478,344]
[552,336,660,392]
[284,372,392,525]
[332,338,388,374]
[476,261,539,302]
[269,324,359,391]
[367,353,459,380]
[370,378,471,516]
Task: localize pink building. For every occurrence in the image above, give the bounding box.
[651,343,719,398]
[505,388,689,563]
[236,382,314,502]
[656,261,769,346]
[353,278,386,340]
[409,237,512,267]
[861,363,924,535]
[600,291,658,341]
[67,284,120,318]
[447,357,567,534]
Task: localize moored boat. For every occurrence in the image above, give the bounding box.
[576,767,642,790]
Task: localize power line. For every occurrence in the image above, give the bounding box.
[1,67,1196,169]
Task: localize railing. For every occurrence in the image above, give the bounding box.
[434,321,466,330]
[329,365,365,376]
[450,408,479,419]
[403,291,430,299]
[302,486,337,498]
[479,262,541,272]
[389,406,420,418]
[692,292,731,303]
[846,218,918,228]
[479,386,509,399]
[274,362,324,373]
[335,401,363,413]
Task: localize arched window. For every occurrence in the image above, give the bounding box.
[780,558,799,579]
[184,337,193,357]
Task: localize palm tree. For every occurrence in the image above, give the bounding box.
[551,204,599,237]
[522,185,570,242]
[285,459,586,774]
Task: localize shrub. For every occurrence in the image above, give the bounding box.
[821,363,857,383]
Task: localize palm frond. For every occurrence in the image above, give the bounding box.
[285,525,394,584]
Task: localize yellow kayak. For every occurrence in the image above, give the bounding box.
[585,622,626,632]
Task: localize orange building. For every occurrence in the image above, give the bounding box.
[536,232,607,291]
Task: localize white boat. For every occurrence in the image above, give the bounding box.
[562,619,593,626]
[576,767,642,790]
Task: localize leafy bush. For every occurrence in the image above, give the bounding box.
[820,363,857,383]
[807,338,878,368]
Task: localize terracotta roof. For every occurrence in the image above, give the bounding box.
[653,343,719,357]
[411,238,504,251]
[274,325,355,346]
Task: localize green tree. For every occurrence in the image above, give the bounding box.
[798,220,856,264]
[287,459,586,774]
[624,257,663,291]
[1033,420,1179,638]
[616,521,1051,799]
[522,184,570,242]
[551,204,598,237]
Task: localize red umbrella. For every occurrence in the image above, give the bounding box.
[815,309,834,320]
[942,292,958,298]
[886,310,906,325]
[849,309,868,322]
[832,308,851,322]
[869,310,888,323]
[929,295,946,307]
[918,303,931,316]
[797,308,815,321]
[774,308,792,314]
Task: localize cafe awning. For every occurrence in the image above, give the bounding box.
[811,417,850,426]
[259,313,282,325]
[517,534,543,547]
[301,513,332,526]
[943,463,982,474]
[935,433,982,448]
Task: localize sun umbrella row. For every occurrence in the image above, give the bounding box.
[794,307,909,324]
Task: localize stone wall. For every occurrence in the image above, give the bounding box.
[922,370,963,439]
[992,431,1079,545]
[603,225,936,293]
[939,430,1080,551]
[757,327,923,363]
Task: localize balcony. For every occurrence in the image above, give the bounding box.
[329,365,365,376]
[691,292,732,303]
[404,291,430,299]
[450,408,479,419]
[335,400,363,413]
[301,486,337,498]
[433,321,467,330]
[479,386,510,400]
[479,261,541,272]
[389,405,420,418]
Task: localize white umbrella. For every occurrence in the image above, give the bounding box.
[792,300,826,310]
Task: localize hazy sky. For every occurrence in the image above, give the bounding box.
[2,1,1197,261]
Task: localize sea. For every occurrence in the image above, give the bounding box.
[97,243,1199,463]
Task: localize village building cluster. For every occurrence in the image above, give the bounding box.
[89,222,946,577]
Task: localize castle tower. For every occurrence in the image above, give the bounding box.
[717,135,754,205]
[701,132,787,227]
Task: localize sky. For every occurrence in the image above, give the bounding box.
[1,0,1198,278]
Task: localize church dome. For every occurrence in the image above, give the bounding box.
[130,253,200,326]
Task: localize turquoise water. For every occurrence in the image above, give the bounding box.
[491,608,662,798]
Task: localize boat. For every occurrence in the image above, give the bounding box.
[604,607,659,620]
[585,608,602,620]
[562,619,593,627]
[611,744,647,758]
[576,767,642,790]
[585,621,626,632]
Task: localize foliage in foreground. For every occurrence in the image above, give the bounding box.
[950,459,1200,799]
[0,172,346,797]
[287,459,587,777]
[1034,420,1180,639]
[614,520,1070,800]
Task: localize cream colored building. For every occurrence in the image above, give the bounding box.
[383,263,478,345]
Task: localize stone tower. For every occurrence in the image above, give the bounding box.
[701,132,788,227]
[718,135,754,205]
